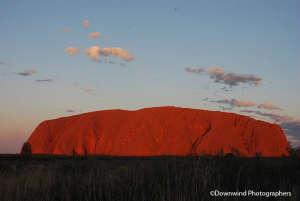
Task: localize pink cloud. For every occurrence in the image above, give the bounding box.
[83,20,90,28]
[186,66,262,87]
[88,32,101,39]
[85,46,101,60]
[258,102,281,110]
[65,47,79,56]
[85,45,134,62]
[61,27,71,33]
[101,47,134,61]
[231,99,257,107]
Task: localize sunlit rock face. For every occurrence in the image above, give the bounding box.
[26,106,289,157]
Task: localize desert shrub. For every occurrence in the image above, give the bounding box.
[0,155,299,201]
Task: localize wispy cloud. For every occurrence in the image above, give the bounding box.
[280,120,300,146]
[240,110,283,121]
[35,78,53,82]
[71,82,97,94]
[16,69,37,76]
[82,87,96,94]
[83,19,90,28]
[185,66,262,87]
[240,109,300,147]
[227,99,256,107]
[88,32,101,39]
[185,67,206,74]
[258,102,281,110]
[61,27,71,33]
[66,109,76,113]
[206,98,283,114]
[207,98,257,109]
[65,47,79,56]
[286,135,300,147]
[221,86,232,92]
[85,45,134,62]
[0,61,6,65]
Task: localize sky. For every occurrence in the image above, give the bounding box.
[0,0,300,153]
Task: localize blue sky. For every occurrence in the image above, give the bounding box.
[1,0,300,152]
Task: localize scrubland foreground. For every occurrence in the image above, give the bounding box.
[0,155,299,201]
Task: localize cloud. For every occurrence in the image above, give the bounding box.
[241,110,300,146]
[66,109,75,113]
[35,78,53,82]
[240,109,300,147]
[65,47,79,56]
[240,110,285,122]
[0,61,6,65]
[85,45,134,62]
[207,97,282,113]
[185,66,262,87]
[71,82,96,94]
[286,135,300,147]
[281,120,300,144]
[85,46,101,60]
[16,69,37,76]
[208,98,257,109]
[101,47,134,61]
[258,102,281,110]
[61,27,71,33]
[185,67,206,74]
[82,87,96,94]
[218,106,234,111]
[83,20,90,28]
[230,99,257,107]
[221,86,232,92]
[88,32,101,39]
[281,119,300,148]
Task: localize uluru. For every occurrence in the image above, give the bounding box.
[25,106,289,157]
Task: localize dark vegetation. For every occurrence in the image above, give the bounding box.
[0,154,299,201]
[289,146,300,158]
[20,142,32,155]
